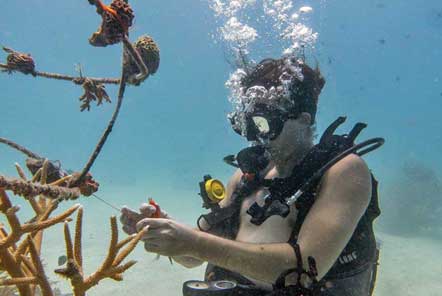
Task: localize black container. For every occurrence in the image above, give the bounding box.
[183,280,237,296]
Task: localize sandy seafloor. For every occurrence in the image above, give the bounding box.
[1,1,441,295]
[3,185,440,296]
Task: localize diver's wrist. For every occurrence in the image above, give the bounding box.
[185,228,205,257]
[185,230,230,264]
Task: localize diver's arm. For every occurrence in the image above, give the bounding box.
[293,154,371,279]
[188,154,371,283]
[172,255,204,268]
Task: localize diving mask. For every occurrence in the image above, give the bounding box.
[229,103,298,141]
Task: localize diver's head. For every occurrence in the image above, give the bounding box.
[228,57,325,153]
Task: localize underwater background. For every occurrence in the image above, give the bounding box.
[1,0,442,295]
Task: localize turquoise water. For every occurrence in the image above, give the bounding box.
[1,0,442,295]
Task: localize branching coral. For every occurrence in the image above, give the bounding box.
[54,209,147,296]
[2,0,157,185]
[0,0,156,106]
[0,161,81,296]
[70,63,128,188]
[0,270,18,296]
[1,1,161,295]
[0,138,99,198]
[0,160,146,296]
[0,190,80,249]
[0,176,81,201]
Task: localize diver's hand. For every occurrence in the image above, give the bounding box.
[120,204,171,235]
[135,218,198,257]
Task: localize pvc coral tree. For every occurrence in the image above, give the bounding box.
[0,0,159,295]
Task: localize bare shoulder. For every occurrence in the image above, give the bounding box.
[327,153,370,177]
[219,168,243,208]
[318,153,372,205]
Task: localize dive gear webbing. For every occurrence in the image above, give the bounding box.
[198,116,383,287]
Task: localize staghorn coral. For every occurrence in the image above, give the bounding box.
[2,0,157,186]
[0,270,18,296]
[54,209,147,296]
[0,161,81,296]
[0,139,99,198]
[0,160,145,296]
[0,190,80,249]
[69,64,128,188]
[56,2,153,184]
[1,1,160,294]
[0,176,81,201]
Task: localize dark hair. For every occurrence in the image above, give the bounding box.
[241,58,325,124]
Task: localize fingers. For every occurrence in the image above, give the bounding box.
[140,203,171,219]
[121,206,143,220]
[136,218,148,232]
[122,203,171,220]
[161,210,171,219]
[140,228,164,241]
[139,203,156,217]
[144,240,161,253]
[122,224,137,235]
[120,206,142,225]
[136,218,170,232]
[121,204,172,238]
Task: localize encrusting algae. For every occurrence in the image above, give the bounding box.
[0,0,160,295]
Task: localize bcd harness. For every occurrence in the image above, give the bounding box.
[197,117,384,292]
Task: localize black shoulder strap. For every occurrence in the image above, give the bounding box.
[202,117,383,236]
[366,174,381,221]
[288,119,374,235]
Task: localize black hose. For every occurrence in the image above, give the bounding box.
[297,137,385,195]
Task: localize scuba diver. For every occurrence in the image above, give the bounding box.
[119,56,383,296]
